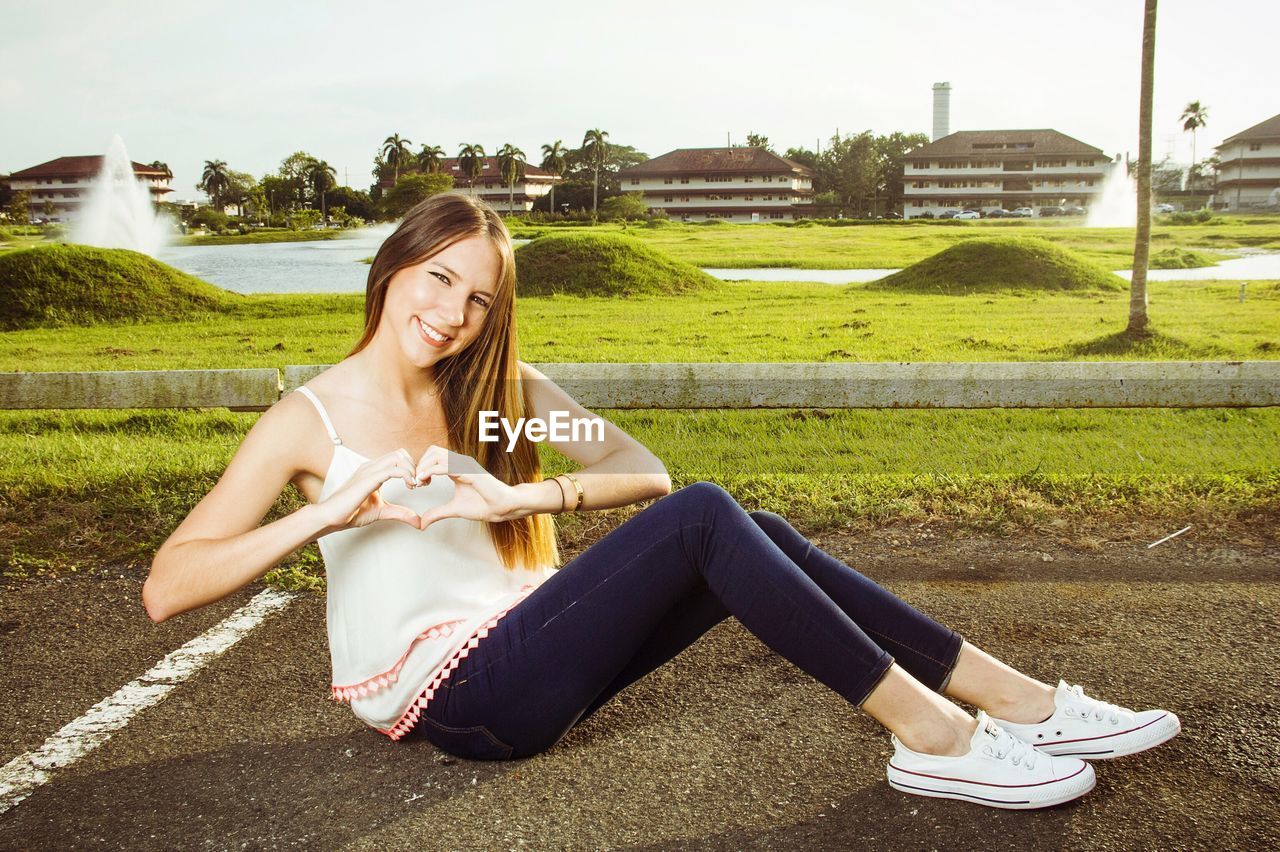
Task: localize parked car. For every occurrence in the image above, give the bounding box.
[913,211,936,219]
[1156,203,1177,213]
[1039,206,1066,217]
[1010,207,1034,218]
[954,210,981,219]
[937,209,961,219]
[983,208,1011,218]
[1064,206,1087,216]
[883,211,903,219]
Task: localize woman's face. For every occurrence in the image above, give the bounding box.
[379,234,502,367]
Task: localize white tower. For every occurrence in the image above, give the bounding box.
[932,82,951,141]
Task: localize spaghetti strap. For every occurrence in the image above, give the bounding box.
[296,385,343,446]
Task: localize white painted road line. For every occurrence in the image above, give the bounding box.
[0,588,296,816]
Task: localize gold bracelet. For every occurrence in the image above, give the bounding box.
[562,472,584,513]
[552,475,568,515]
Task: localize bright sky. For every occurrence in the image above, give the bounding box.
[2,0,1274,202]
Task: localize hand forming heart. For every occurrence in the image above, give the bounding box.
[319,444,523,534]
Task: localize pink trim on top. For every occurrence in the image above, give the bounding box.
[329,618,468,703]
[378,583,539,742]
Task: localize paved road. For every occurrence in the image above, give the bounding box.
[2,523,1277,850]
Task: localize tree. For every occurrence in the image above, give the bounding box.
[380,173,454,219]
[277,152,317,208]
[1180,100,1209,178]
[457,144,485,196]
[148,161,173,179]
[325,186,375,222]
[497,143,527,215]
[1129,0,1158,336]
[199,160,231,210]
[745,133,774,153]
[417,144,445,174]
[306,159,337,221]
[820,131,877,212]
[382,134,413,183]
[223,170,257,218]
[8,190,30,225]
[540,140,567,215]
[582,128,610,218]
[874,132,929,215]
[600,192,648,220]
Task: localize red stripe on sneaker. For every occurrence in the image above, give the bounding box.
[1038,713,1168,747]
[887,763,1091,788]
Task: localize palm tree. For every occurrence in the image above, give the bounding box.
[458,144,486,196]
[540,140,567,215]
[497,144,527,215]
[382,134,413,184]
[1180,101,1209,177]
[418,144,445,174]
[582,128,610,219]
[306,159,338,222]
[148,161,173,179]
[200,160,231,211]
[1129,0,1158,336]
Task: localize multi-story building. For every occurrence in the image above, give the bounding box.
[7,156,172,223]
[382,157,559,214]
[1212,113,1280,210]
[616,147,814,222]
[901,130,1114,218]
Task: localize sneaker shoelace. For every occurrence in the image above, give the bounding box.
[1064,682,1124,725]
[983,728,1039,771]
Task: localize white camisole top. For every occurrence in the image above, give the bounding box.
[295,385,555,740]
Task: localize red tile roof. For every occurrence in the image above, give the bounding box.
[9,156,170,180]
[1220,113,1280,146]
[618,147,813,177]
[906,130,1107,159]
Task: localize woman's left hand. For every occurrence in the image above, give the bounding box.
[413,445,523,530]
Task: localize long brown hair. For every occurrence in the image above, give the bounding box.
[348,190,559,571]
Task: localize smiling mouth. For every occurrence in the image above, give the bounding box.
[417,317,453,345]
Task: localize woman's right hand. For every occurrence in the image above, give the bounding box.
[318,449,423,533]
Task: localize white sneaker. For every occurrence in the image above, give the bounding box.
[992,679,1182,760]
[886,711,1096,810]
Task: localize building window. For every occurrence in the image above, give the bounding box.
[680,177,689,184]
[745,195,754,201]
[663,196,674,202]
[744,176,753,183]
[1076,159,1096,167]
[1249,143,1262,151]
[630,178,639,185]
[663,177,673,184]
[763,175,773,182]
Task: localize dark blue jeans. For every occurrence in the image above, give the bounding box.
[409,481,964,761]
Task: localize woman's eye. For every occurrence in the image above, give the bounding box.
[471,296,490,308]
[431,271,450,285]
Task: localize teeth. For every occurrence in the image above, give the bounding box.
[419,319,449,342]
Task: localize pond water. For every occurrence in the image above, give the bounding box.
[157,235,1280,294]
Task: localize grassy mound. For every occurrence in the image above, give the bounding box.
[1150,247,1217,269]
[515,233,722,297]
[866,236,1124,295]
[0,245,236,330]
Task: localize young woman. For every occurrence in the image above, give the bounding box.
[144,191,1179,810]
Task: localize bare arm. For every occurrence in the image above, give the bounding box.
[141,394,331,623]
[514,361,671,513]
[142,393,423,623]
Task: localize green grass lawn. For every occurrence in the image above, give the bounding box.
[3,220,1278,586]
[3,277,1279,584]
[3,280,1276,370]
[508,219,1280,270]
